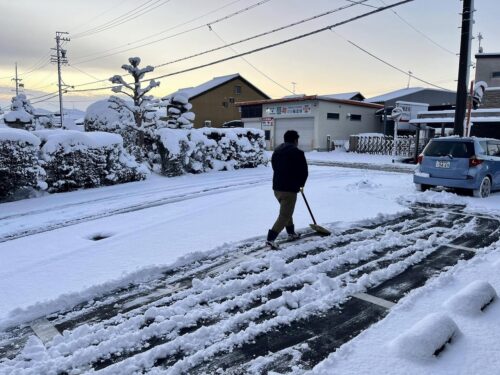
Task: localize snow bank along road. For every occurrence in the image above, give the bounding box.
[1,203,499,374]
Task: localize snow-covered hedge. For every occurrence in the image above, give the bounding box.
[0,129,45,198]
[156,127,267,177]
[36,130,147,192]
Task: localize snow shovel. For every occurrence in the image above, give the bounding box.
[300,188,331,236]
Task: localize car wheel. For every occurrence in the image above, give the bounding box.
[473,176,491,198]
[415,183,430,192]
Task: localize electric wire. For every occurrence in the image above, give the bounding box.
[331,30,452,91]
[72,0,173,39]
[67,0,415,94]
[72,0,272,65]
[378,0,457,56]
[71,0,369,88]
[72,0,243,61]
[210,26,294,95]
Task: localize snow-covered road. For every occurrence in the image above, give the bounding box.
[0,166,410,323]
[1,203,498,374]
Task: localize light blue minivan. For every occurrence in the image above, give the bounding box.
[414,137,500,198]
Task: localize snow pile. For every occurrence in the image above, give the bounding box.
[347,179,382,190]
[444,280,496,316]
[157,127,267,176]
[36,130,147,192]
[0,128,45,199]
[390,313,459,360]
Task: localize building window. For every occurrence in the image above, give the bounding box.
[234,85,242,95]
[492,72,500,78]
[265,130,271,140]
[327,112,340,120]
[349,114,362,121]
[229,97,235,104]
[241,104,262,118]
[222,101,228,108]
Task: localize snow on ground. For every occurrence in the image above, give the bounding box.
[310,236,500,375]
[0,164,410,323]
[305,149,416,171]
[1,150,500,374]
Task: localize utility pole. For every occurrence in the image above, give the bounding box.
[51,31,70,128]
[11,62,22,96]
[453,0,474,137]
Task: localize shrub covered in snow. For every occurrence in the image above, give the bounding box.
[161,91,195,130]
[36,130,147,192]
[3,94,34,129]
[0,128,45,199]
[156,127,267,176]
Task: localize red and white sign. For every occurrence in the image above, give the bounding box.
[261,117,274,127]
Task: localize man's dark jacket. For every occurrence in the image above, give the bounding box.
[271,142,308,193]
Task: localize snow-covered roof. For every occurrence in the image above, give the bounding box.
[320,92,365,101]
[167,73,269,100]
[366,87,427,103]
[169,74,240,99]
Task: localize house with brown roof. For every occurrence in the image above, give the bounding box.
[167,73,269,128]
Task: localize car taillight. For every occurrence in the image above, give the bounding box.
[417,154,424,164]
[469,156,483,167]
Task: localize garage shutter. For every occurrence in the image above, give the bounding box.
[274,118,314,151]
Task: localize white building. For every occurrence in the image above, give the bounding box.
[237,95,382,151]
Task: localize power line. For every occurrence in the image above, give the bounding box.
[71,0,369,88]
[67,0,415,94]
[72,0,272,65]
[72,0,173,39]
[70,0,134,33]
[72,0,243,61]
[331,30,451,91]
[378,0,457,56]
[154,0,370,70]
[72,0,157,38]
[210,26,294,95]
[68,64,104,82]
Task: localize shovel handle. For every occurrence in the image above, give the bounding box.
[300,189,318,225]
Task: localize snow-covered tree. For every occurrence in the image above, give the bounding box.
[161,91,195,129]
[4,94,34,128]
[108,57,160,157]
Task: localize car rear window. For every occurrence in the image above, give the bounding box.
[423,140,474,158]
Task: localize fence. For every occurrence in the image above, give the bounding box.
[348,135,428,157]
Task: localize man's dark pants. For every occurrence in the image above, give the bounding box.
[271,191,297,234]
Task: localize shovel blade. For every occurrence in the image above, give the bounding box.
[309,223,331,236]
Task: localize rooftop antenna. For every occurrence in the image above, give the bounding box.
[406,71,413,88]
[291,82,297,94]
[477,32,483,53]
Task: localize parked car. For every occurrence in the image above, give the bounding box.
[221,120,244,128]
[414,137,500,198]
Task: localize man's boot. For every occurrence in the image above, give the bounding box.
[286,225,300,240]
[266,229,280,249]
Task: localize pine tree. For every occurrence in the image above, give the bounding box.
[108,57,160,158]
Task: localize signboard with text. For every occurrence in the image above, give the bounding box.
[265,104,312,116]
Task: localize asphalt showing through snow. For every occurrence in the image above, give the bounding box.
[1,203,499,374]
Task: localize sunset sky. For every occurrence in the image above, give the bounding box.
[1,0,498,111]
